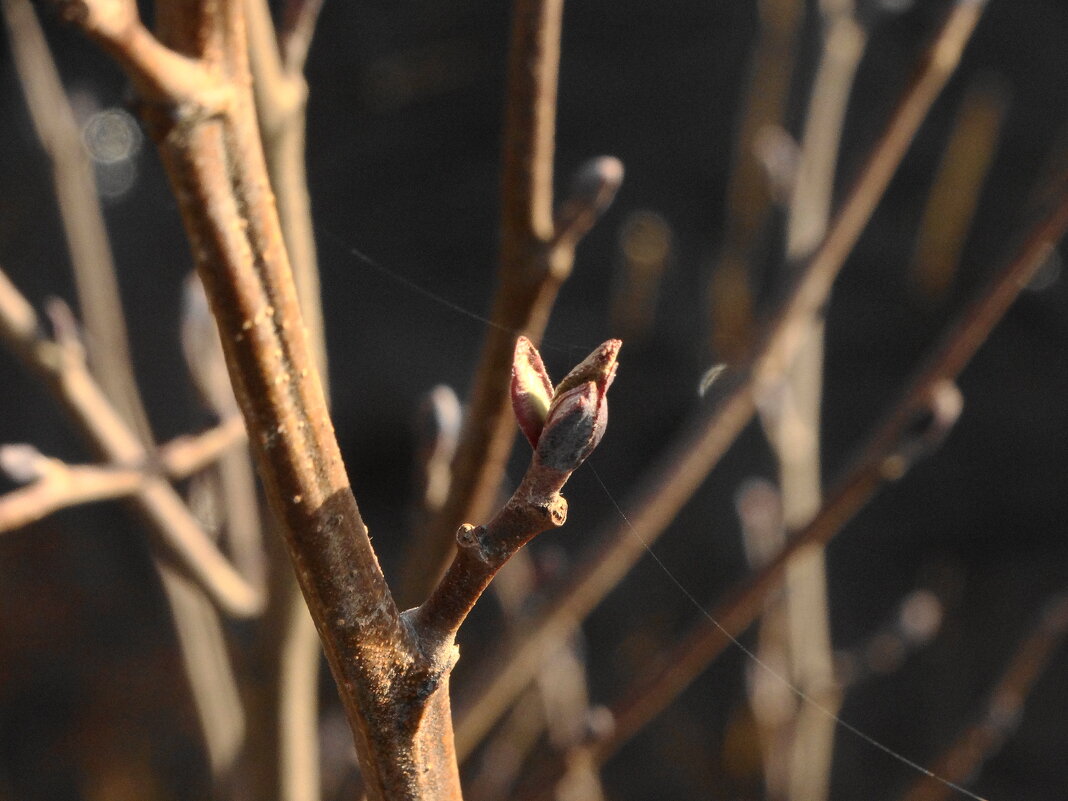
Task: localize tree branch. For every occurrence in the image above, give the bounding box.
[0,268,262,617]
[411,337,619,670]
[590,169,1068,766]
[233,4,329,796]
[0,417,246,532]
[57,1,487,795]
[56,0,227,113]
[7,0,254,775]
[245,0,325,382]
[402,0,623,607]
[5,0,152,438]
[900,594,1068,801]
[453,0,986,757]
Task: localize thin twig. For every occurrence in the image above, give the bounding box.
[592,172,1068,765]
[401,385,462,589]
[4,0,151,439]
[279,0,325,72]
[0,282,260,620]
[6,0,252,776]
[910,74,1009,302]
[159,566,248,776]
[181,271,268,591]
[756,3,866,797]
[708,0,803,358]
[402,0,622,607]
[900,594,1068,801]
[160,416,249,476]
[278,576,325,801]
[0,454,143,531]
[452,0,985,757]
[0,417,245,531]
[737,479,795,799]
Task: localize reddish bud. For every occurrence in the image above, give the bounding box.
[533,339,620,475]
[535,382,602,473]
[512,337,620,472]
[553,339,620,398]
[511,336,555,447]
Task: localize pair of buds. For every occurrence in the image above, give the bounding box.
[510,336,620,475]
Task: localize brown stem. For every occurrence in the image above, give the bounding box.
[238,5,328,797]
[63,1,465,797]
[245,0,326,382]
[401,0,622,608]
[452,0,984,758]
[411,464,569,664]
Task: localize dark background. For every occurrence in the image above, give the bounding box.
[1,0,1067,799]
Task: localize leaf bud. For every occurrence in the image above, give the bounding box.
[510,336,555,448]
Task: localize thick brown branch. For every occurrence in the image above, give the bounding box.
[59,2,468,796]
[452,0,985,757]
[57,0,227,112]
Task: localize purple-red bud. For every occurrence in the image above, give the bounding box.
[553,339,620,398]
[511,336,555,447]
[535,381,607,474]
[512,337,620,471]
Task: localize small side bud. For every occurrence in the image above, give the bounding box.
[0,444,50,484]
[511,336,555,447]
[552,156,625,250]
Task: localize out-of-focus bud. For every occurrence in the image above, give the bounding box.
[0,444,50,484]
[552,156,625,250]
[511,336,556,448]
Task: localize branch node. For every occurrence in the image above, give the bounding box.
[455,523,491,563]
